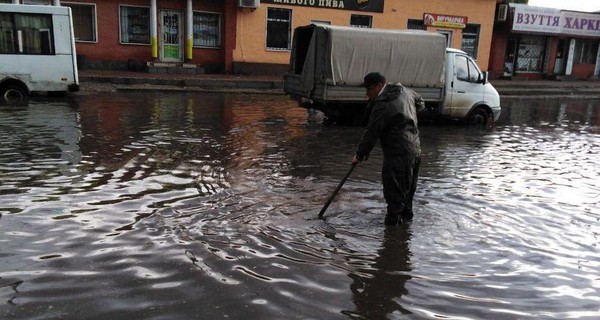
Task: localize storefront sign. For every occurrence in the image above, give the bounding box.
[423,13,467,29]
[512,4,600,37]
[261,0,384,13]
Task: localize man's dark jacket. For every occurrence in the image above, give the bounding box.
[356,83,424,160]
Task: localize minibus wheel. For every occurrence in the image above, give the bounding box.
[0,85,28,104]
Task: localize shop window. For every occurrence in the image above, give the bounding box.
[0,12,54,54]
[456,55,480,83]
[407,19,426,30]
[0,0,12,3]
[193,11,221,48]
[119,6,150,45]
[350,15,372,28]
[574,39,599,64]
[266,7,291,51]
[516,35,545,72]
[461,24,479,60]
[63,2,96,42]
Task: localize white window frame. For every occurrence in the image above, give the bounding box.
[437,29,453,48]
[192,10,222,49]
[311,20,330,25]
[265,7,291,52]
[119,5,151,45]
[23,0,51,4]
[350,14,372,28]
[62,2,97,43]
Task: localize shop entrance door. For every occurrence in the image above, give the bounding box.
[503,39,517,76]
[554,39,568,75]
[159,10,183,63]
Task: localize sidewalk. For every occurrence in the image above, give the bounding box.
[78,69,600,97]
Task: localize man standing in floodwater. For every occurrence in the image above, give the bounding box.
[352,72,424,226]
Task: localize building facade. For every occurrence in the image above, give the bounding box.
[4,0,498,76]
[232,0,497,75]
[489,2,600,80]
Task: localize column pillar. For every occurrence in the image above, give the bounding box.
[565,39,575,76]
[186,0,193,62]
[150,0,158,59]
[594,42,600,77]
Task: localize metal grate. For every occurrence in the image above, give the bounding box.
[516,35,545,73]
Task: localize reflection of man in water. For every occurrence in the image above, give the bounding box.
[347,227,413,318]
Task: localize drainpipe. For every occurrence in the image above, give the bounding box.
[186,0,193,62]
[53,0,60,5]
[150,0,158,60]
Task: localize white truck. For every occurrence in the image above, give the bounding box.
[283,24,501,125]
[0,4,79,103]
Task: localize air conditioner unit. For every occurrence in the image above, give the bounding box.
[497,4,508,22]
[238,0,260,9]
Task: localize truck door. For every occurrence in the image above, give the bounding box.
[450,54,484,117]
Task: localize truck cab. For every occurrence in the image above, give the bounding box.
[444,48,501,125]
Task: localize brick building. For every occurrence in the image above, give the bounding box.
[489,2,600,80]
[4,0,498,76]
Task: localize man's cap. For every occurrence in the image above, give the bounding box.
[362,72,386,87]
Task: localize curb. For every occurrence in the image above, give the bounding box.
[79,75,600,97]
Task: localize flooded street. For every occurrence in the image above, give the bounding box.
[1,92,599,319]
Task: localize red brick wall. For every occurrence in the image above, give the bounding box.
[70,0,227,70]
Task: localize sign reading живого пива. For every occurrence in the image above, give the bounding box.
[261,0,384,13]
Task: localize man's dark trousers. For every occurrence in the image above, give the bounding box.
[382,154,420,225]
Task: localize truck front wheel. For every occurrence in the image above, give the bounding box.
[467,107,490,127]
[0,85,28,104]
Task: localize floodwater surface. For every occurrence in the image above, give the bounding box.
[0,92,599,319]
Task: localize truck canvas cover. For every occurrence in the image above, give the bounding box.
[295,24,446,94]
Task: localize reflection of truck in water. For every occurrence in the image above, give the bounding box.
[283,24,501,125]
[0,4,79,103]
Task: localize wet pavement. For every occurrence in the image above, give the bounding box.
[0,92,599,319]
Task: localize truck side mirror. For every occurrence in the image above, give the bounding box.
[479,71,488,84]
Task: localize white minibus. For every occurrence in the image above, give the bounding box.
[0,4,79,103]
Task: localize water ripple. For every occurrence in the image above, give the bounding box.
[1,94,599,319]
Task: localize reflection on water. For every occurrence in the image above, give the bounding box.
[0,93,599,319]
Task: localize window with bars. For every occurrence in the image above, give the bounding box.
[193,12,221,48]
[119,6,150,44]
[62,2,96,42]
[350,14,372,28]
[266,7,291,51]
[516,35,545,72]
[461,24,479,59]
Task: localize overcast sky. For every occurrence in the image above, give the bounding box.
[528,0,600,12]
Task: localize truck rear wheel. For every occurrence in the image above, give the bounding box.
[467,107,490,127]
[0,85,28,104]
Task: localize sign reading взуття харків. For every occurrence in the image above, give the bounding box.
[260,0,384,13]
[512,4,600,37]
